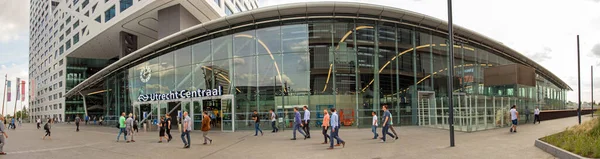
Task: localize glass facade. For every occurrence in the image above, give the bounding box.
[97,18,567,132]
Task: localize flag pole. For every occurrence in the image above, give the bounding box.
[1,74,6,117]
[13,78,19,119]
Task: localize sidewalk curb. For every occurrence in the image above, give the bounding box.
[534,139,591,159]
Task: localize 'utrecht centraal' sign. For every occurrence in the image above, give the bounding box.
[138,86,223,102]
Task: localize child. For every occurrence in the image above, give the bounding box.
[372,111,378,139]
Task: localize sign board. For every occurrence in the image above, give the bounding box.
[137,85,223,102]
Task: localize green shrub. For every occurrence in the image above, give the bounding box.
[541,116,600,158]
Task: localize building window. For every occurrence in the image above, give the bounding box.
[214,0,220,7]
[66,16,71,24]
[73,33,79,44]
[73,21,79,28]
[95,16,101,22]
[105,5,115,22]
[120,0,133,12]
[82,0,89,8]
[225,6,233,15]
[92,3,97,13]
[59,45,64,54]
[235,3,242,12]
[59,35,64,41]
[66,40,71,50]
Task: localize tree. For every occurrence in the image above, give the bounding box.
[13,106,29,119]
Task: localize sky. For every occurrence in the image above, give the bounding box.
[260,0,600,103]
[0,0,30,116]
[0,0,599,116]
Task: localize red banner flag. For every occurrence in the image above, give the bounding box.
[21,81,25,101]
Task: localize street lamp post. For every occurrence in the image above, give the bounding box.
[577,35,581,124]
[447,0,456,147]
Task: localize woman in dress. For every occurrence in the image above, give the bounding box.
[158,116,168,143]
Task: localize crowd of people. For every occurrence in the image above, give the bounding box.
[0,104,547,156]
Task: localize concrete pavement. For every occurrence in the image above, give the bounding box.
[0,115,592,159]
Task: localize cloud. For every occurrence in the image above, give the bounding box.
[527,47,552,62]
[0,63,29,116]
[0,0,29,44]
[592,43,600,57]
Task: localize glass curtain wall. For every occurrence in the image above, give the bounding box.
[116,18,568,131]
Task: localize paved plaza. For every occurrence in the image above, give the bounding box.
[0,115,593,159]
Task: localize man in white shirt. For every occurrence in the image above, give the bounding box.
[510,105,519,133]
[534,107,541,124]
[36,118,41,129]
[371,111,378,139]
[302,106,311,138]
[269,109,279,133]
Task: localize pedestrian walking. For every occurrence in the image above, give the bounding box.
[252,110,263,136]
[158,116,168,143]
[201,112,213,145]
[9,118,15,130]
[534,107,541,124]
[0,115,9,155]
[36,118,41,129]
[85,116,89,125]
[133,116,139,133]
[302,106,311,138]
[380,105,395,143]
[371,111,378,139]
[509,105,519,133]
[43,118,52,140]
[525,108,530,123]
[291,107,307,140]
[75,115,81,132]
[67,117,71,124]
[328,108,345,149]
[388,113,399,141]
[165,114,172,142]
[269,109,278,133]
[321,109,330,144]
[116,112,127,142]
[18,118,21,127]
[181,111,192,148]
[126,113,135,143]
[99,116,104,126]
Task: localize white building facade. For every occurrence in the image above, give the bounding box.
[29,0,259,122]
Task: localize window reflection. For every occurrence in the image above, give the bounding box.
[123,19,568,130]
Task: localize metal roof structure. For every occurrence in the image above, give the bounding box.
[65,2,571,97]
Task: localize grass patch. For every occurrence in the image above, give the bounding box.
[540,110,600,158]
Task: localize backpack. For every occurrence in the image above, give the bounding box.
[44,123,49,130]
